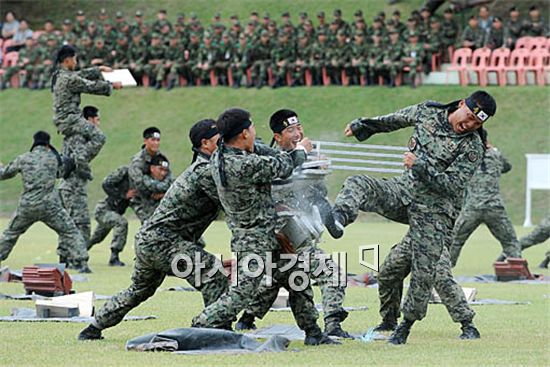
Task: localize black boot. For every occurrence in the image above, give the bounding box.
[495,253,506,262]
[109,251,125,267]
[74,261,93,274]
[235,312,257,330]
[373,317,398,332]
[304,327,341,346]
[59,255,68,266]
[459,320,481,340]
[388,318,414,345]
[78,324,103,340]
[538,256,550,269]
[324,322,353,339]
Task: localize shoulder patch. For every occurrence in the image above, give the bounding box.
[408,137,417,151]
[467,151,479,163]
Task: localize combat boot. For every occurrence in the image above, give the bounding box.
[324,322,353,339]
[460,320,481,339]
[109,251,125,267]
[373,317,398,332]
[59,255,68,266]
[78,324,103,340]
[304,327,341,346]
[235,312,257,330]
[538,256,549,269]
[387,318,415,345]
[74,261,93,274]
[495,254,506,262]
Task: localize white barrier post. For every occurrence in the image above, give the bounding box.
[523,154,550,227]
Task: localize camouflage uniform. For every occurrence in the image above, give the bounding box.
[0,146,88,267]
[485,27,505,50]
[143,39,166,85]
[88,165,130,253]
[248,38,272,86]
[310,36,330,85]
[522,17,547,37]
[271,38,296,85]
[519,215,550,263]
[93,154,228,330]
[333,101,484,323]
[460,26,485,49]
[451,148,521,265]
[127,35,147,83]
[402,40,424,85]
[192,144,323,337]
[230,38,249,87]
[2,42,41,88]
[441,18,460,50]
[504,19,523,49]
[52,67,110,169]
[128,148,173,224]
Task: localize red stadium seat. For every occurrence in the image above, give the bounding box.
[514,37,532,50]
[484,48,511,86]
[470,47,491,86]
[447,47,472,86]
[524,48,547,86]
[531,37,547,51]
[505,48,530,85]
[2,39,15,55]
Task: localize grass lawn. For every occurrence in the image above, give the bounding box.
[0,219,548,366]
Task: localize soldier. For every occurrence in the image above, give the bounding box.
[504,6,523,49]
[230,33,249,88]
[74,10,89,37]
[331,91,496,344]
[111,33,130,69]
[128,127,173,224]
[423,18,443,73]
[51,45,122,177]
[522,5,547,37]
[185,32,202,86]
[1,36,39,89]
[195,33,219,86]
[441,8,460,55]
[451,138,521,266]
[78,120,229,340]
[152,9,171,33]
[97,8,109,28]
[88,165,134,266]
[310,30,330,85]
[191,108,337,346]
[248,30,272,88]
[128,31,147,84]
[460,16,485,50]
[485,17,505,50]
[130,10,145,35]
[349,30,368,86]
[388,10,407,36]
[293,33,313,86]
[85,21,100,40]
[514,215,550,269]
[402,32,424,88]
[316,11,329,35]
[59,105,104,252]
[100,21,118,48]
[143,33,166,89]
[0,131,90,273]
[271,32,295,88]
[328,29,351,85]
[162,33,184,89]
[367,34,385,86]
[235,109,352,338]
[89,37,111,66]
[77,34,94,69]
[215,32,234,86]
[333,9,350,36]
[381,30,405,87]
[38,36,59,89]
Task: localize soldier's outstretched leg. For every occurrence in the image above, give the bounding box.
[0,207,36,262]
[484,208,521,258]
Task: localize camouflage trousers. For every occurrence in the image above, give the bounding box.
[59,180,90,245]
[143,63,166,83]
[244,245,347,325]
[379,235,475,324]
[230,62,248,86]
[88,200,128,253]
[334,174,472,321]
[520,215,550,257]
[250,60,270,84]
[0,197,88,266]
[2,64,35,87]
[450,207,521,266]
[130,198,159,225]
[93,230,228,330]
[54,115,106,168]
[192,231,320,333]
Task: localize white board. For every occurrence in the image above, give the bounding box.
[524,154,550,226]
[102,69,137,87]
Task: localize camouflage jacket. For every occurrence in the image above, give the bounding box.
[141,153,220,245]
[461,26,485,49]
[210,143,306,251]
[52,67,112,128]
[462,147,511,210]
[350,101,484,216]
[101,165,130,214]
[0,146,62,207]
[128,147,174,201]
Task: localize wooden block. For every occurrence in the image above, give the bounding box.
[34,291,95,317]
[36,301,80,318]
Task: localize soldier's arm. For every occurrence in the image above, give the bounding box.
[349,102,423,141]
[102,166,127,196]
[77,67,103,80]
[0,156,21,180]
[197,164,220,202]
[411,138,484,196]
[67,72,113,96]
[243,150,306,184]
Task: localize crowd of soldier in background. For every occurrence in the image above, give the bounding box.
[0,5,547,89]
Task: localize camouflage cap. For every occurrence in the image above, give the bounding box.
[190,32,199,37]
[117,33,127,40]
[282,11,290,17]
[76,10,84,16]
[317,11,325,18]
[268,20,276,27]
[230,14,238,19]
[317,29,326,36]
[337,29,346,36]
[135,10,143,17]
[190,12,197,19]
[214,12,221,18]
[99,8,107,15]
[354,29,365,36]
[299,12,307,18]
[169,32,179,39]
[407,30,418,38]
[333,9,342,16]
[203,32,212,39]
[177,13,185,19]
[250,11,258,16]
[297,32,307,38]
[378,11,386,17]
[393,10,401,16]
[260,29,269,37]
[95,37,105,43]
[263,12,270,19]
[214,22,225,28]
[354,9,363,17]
[63,18,72,25]
[151,32,161,38]
[116,11,123,18]
[131,30,141,37]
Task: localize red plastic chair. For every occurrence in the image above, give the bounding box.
[470,48,492,86]
[2,52,20,87]
[2,39,14,55]
[484,48,511,86]
[524,49,547,86]
[505,48,531,85]
[32,31,45,40]
[546,38,550,52]
[447,48,472,86]
[515,37,532,50]
[531,37,547,51]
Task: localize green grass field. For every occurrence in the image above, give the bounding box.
[0,219,548,366]
[1,86,549,222]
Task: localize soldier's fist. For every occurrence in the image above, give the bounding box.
[297,138,313,153]
[403,152,417,168]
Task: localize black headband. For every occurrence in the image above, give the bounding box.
[465,97,491,122]
[220,119,252,141]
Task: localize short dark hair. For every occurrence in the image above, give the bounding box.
[143,126,161,139]
[83,106,99,119]
[469,90,497,117]
[216,108,251,143]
